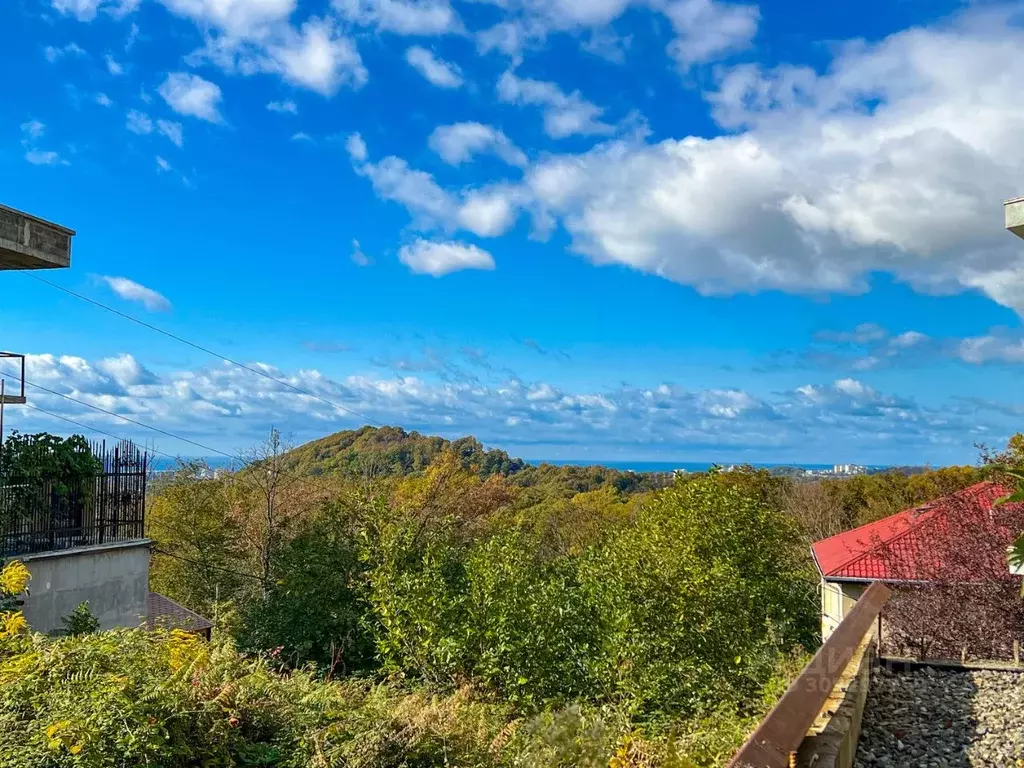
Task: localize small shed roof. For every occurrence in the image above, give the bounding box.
[811,481,1017,582]
[147,591,213,635]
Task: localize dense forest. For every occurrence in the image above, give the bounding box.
[0,425,1009,766]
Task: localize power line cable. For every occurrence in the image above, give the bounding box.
[19,379,235,461]
[4,375,334,497]
[21,272,383,428]
[151,546,267,583]
[12,401,183,464]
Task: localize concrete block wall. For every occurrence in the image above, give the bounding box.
[15,540,150,634]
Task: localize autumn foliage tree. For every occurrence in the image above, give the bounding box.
[875,485,1024,661]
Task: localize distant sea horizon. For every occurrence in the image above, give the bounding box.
[150,456,886,474]
[534,460,881,473]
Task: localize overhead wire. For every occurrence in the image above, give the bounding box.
[10,399,183,465]
[19,379,236,461]
[20,271,383,428]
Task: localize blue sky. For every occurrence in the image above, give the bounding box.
[3,0,1024,465]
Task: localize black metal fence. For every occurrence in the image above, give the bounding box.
[0,440,148,557]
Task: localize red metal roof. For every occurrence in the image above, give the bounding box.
[811,481,1016,581]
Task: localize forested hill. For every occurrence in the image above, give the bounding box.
[280,425,528,478]
[278,425,672,497]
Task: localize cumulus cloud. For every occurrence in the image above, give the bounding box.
[2,352,1002,463]
[399,239,496,276]
[20,121,66,166]
[355,156,457,227]
[157,119,184,147]
[267,18,367,94]
[450,9,1024,314]
[474,0,754,67]
[158,72,224,122]
[497,70,614,138]
[349,139,521,238]
[405,46,463,88]
[126,109,153,134]
[105,54,124,75]
[334,0,461,35]
[351,239,372,266]
[51,0,137,21]
[25,150,64,166]
[99,276,172,312]
[662,0,758,70]
[957,334,1024,365]
[158,0,296,38]
[345,132,368,162]
[266,99,298,113]
[428,122,527,166]
[44,42,87,62]
[21,120,46,140]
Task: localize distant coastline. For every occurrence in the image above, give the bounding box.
[535,460,887,473]
[149,455,886,475]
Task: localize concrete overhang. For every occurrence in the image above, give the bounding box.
[1006,196,1024,241]
[0,204,75,270]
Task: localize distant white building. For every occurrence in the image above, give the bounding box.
[833,464,867,476]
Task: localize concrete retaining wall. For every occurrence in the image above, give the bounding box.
[797,630,876,768]
[15,540,150,633]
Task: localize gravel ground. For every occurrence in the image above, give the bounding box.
[856,666,1024,767]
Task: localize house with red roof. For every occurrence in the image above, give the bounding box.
[811,481,1021,640]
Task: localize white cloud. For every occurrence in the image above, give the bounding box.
[815,323,888,345]
[351,238,372,266]
[20,121,65,166]
[428,122,527,166]
[3,351,997,463]
[350,139,521,237]
[957,334,1024,365]
[334,0,461,36]
[21,120,46,140]
[267,99,298,113]
[158,0,296,38]
[497,70,614,138]
[474,0,753,67]
[25,150,63,166]
[345,132,368,162]
[458,190,519,237]
[95,93,113,107]
[291,131,314,142]
[157,119,184,147]
[126,109,153,134]
[44,42,87,62]
[105,54,124,75]
[356,156,456,226]
[156,156,173,172]
[464,9,1024,314]
[662,0,758,71]
[267,19,367,95]
[158,72,224,123]
[51,0,137,21]
[581,29,631,63]
[99,276,172,311]
[405,46,463,88]
[398,239,496,276]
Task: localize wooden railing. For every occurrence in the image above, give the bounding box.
[727,581,892,768]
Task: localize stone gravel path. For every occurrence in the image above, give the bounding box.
[857,666,1024,767]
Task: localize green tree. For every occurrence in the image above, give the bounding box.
[236,499,376,673]
[147,462,245,616]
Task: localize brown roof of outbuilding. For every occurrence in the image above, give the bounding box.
[147,591,213,634]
